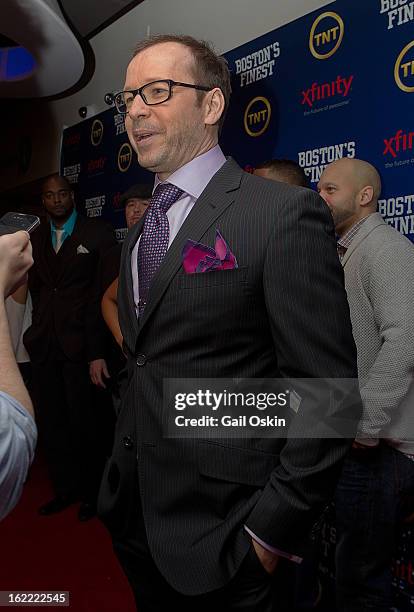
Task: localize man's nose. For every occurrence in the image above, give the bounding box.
[128,93,150,118]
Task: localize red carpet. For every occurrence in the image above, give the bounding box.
[0,451,135,611]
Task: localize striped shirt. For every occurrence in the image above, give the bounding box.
[337,216,371,260]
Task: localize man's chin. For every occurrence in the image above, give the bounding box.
[135,149,172,178]
[136,152,158,172]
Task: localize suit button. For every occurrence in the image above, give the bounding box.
[123,436,133,449]
[136,354,146,366]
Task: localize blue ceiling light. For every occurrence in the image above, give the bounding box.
[0,46,36,81]
[1,0,86,98]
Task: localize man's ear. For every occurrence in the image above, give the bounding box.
[204,88,225,126]
[359,185,374,207]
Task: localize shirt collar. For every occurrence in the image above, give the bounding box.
[337,214,373,250]
[50,207,77,236]
[153,145,227,199]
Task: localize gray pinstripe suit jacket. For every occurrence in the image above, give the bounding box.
[98,158,359,595]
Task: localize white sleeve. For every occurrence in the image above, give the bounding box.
[4,297,26,355]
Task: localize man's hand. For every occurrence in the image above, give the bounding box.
[89,358,110,388]
[0,232,33,298]
[251,539,280,575]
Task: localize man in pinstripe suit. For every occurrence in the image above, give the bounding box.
[98,34,359,611]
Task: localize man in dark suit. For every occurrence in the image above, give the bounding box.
[98,34,360,610]
[24,174,116,520]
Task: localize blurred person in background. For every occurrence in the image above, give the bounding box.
[23,174,116,521]
[318,158,414,611]
[99,184,151,423]
[100,183,152,302]
[254,159,309,188]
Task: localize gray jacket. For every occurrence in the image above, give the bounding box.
[343,212,414,453]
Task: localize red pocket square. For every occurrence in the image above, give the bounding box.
[182,230,238,274]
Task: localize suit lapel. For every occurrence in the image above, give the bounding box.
[35,222,56,285]
[124,216,146,338]
[63,214,86,255]
[53,215,85,283]
[136,158,243,336]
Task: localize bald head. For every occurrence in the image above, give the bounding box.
[41,173,71,193]
[317,158,382,236]
[324,158,381,200]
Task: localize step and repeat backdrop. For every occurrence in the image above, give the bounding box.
[61,2,414,607]
[60,107,153,241]
[61,0,414,241]
[221,0,414,241]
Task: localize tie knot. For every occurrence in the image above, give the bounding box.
[151,183,184,213]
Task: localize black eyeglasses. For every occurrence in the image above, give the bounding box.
[114,79,211,115]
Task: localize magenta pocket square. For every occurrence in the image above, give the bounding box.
[182,230,238,273]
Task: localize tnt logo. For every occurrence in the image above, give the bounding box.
[118,142,132,172]
[91,120,104,146]
[244,97,271,137]
[309,12,344,60]
[395,40,414,92]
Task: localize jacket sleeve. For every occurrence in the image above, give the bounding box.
[357,238,414,438]
[245,188,361,557]
[85,221,118,362]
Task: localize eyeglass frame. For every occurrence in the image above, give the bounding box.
[114,79,212,115]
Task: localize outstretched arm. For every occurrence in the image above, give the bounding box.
[0,232,37,520]
[101,277,123,348]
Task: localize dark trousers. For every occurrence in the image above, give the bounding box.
[114,539,279,612]
[335,443,414,611]
[110,490,282,612]
[32,359,106,501]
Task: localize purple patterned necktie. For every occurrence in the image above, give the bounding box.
[137,183,184,315]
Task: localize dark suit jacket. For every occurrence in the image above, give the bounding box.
[24,214,116,363]
[98,159,360,595]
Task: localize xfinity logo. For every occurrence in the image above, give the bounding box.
[301,75,353,107]
[383,128,414,157]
